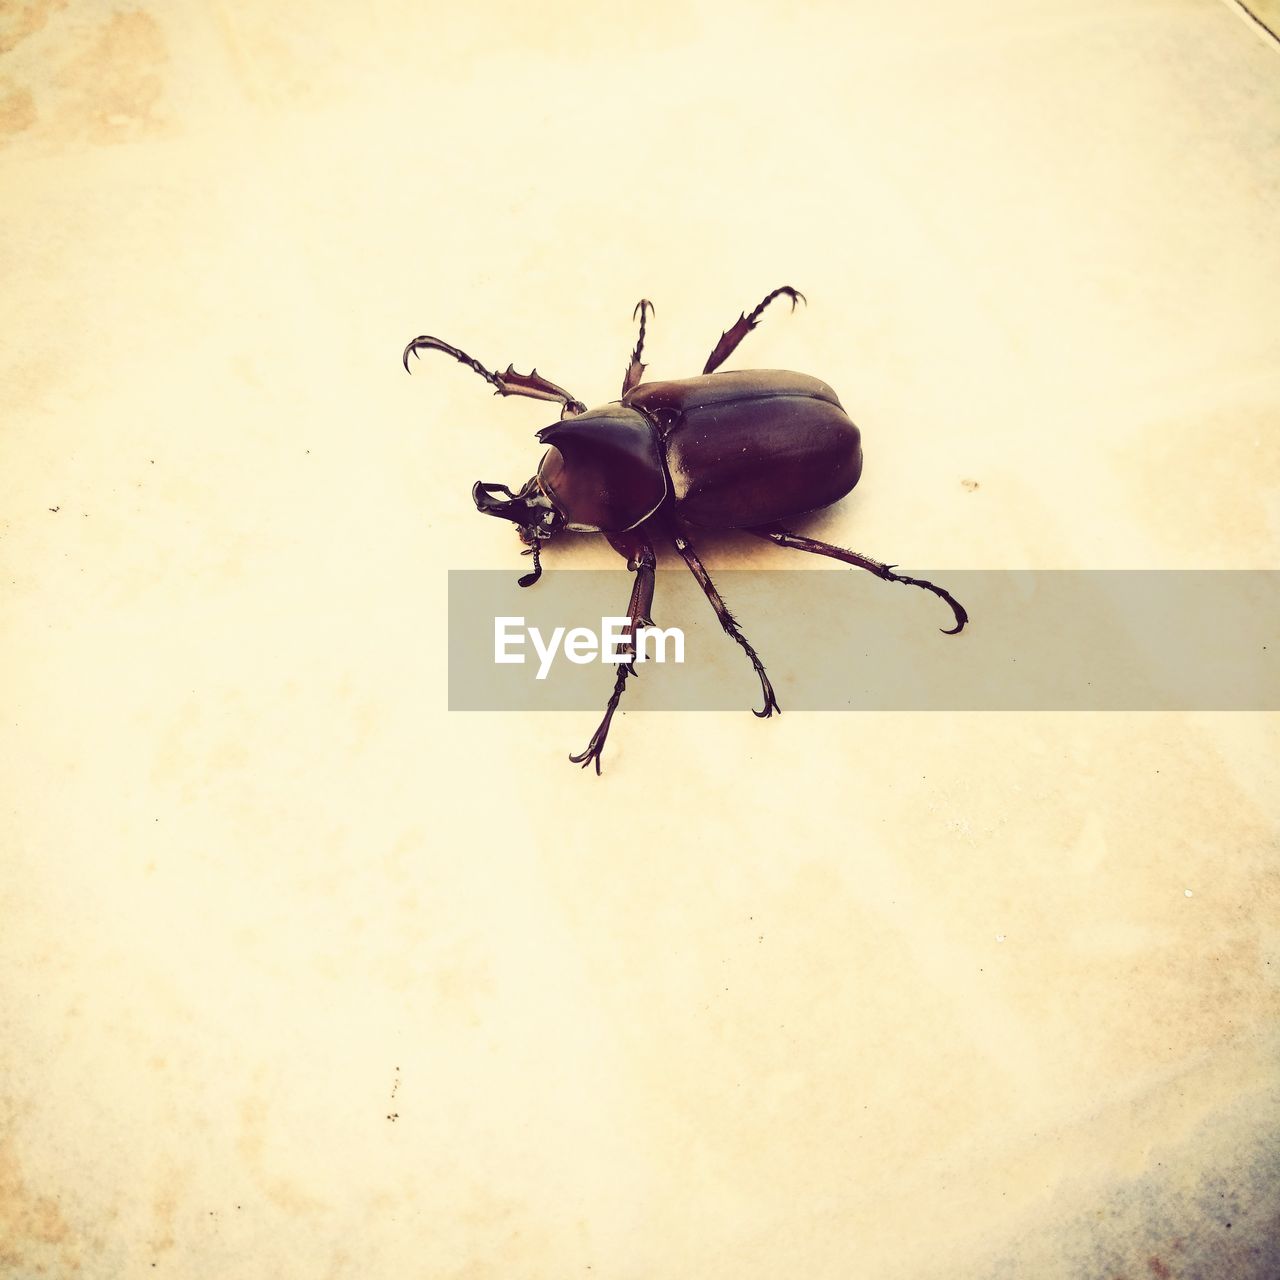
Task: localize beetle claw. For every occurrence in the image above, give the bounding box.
[938,606,968,635]
[568,744,604,774]
[752,688,781,718]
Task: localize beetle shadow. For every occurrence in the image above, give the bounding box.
[685,506,860,568]
[545,503,866,574]
[667,503,869,572]
[536,528,757,574]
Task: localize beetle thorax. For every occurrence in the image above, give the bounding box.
[534,404,668,534]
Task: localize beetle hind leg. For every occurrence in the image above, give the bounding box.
[702,285,806,375]
[672,533,780,718]
[621,299,655,396]
[748,523,968,635]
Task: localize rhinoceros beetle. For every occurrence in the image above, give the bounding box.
[404,287,967,772]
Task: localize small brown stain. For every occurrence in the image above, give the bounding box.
[150,1174,178,1256]
[52,9,169,145]
[434,956,495,1020]
[237,1094,326,1213]
[1147,1256,1172,1279]
[0,1136,72,1272]
[961,477,980,490]
[0,84,37,136]
[0,0,68,56]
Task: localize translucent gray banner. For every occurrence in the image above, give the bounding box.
[448,571,1278,711]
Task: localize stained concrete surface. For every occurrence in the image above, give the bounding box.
[1,1,1278,1277]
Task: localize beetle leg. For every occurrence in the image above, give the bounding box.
[702,285,806,375]
[672,533,780,718]
[402,334,586,416]
[568,535,657,774]
[748,523,968,635]
[622,299,655,396]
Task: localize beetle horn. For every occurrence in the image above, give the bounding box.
[472,480,522,517]
[472,478,558,586]
[472,477,557,528]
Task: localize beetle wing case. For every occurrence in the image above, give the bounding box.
[536,406,669,533]
[625,370,863,530]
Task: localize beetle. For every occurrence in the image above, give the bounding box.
[404,286,967,772]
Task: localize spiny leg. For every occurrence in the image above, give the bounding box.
[402,334,586,417]
[748,522,968,635]
[672,532,780,717]
[569,534,657,774]
[622,299,655,396]
[703,285,807,375]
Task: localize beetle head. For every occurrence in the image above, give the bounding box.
[472,477,563,587]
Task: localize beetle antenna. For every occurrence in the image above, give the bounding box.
[518,538,543,588]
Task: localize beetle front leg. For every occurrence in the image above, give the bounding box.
[568,533,657,774]
[748,523,968,635]
[672,532,780,718]
[702,286,806,375]
[402,334,586,417]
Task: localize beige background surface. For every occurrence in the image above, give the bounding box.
[2,1,1279,1276]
